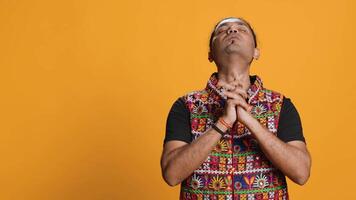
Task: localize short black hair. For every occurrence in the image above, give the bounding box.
[209,17,258,53]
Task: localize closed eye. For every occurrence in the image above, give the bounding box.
[217,28,227,34]
[238,27,248,32]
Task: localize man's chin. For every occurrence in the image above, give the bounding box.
[224,45,242,55]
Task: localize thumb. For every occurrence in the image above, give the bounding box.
[248,105,253,112]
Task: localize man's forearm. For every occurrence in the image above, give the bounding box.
[163,124,225,186]
[246,118,311,185]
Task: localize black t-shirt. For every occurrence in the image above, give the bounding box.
[164,87,306,145]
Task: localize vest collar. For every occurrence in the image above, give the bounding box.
[205,72,263,104]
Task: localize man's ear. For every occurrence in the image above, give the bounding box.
[253,48,260,60]
[208,52,214,62]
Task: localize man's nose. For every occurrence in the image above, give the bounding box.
[227,27,238,34]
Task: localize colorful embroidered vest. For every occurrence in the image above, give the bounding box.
[179,72,289,200]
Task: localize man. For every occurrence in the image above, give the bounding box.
[161,17,311,200]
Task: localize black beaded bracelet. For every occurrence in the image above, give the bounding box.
[212,123,227,136]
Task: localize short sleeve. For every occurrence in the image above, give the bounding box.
[163,97,192,145]
[277,97,306,144]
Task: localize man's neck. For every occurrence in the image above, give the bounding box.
[217,62,251,91]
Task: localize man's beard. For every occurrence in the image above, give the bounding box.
[222,43,252,63]
[224,43,242,54]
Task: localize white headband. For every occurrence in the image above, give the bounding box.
[214,18,244,32]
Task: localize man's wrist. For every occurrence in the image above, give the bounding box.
[239,112,253,127]
[211,119,230,137]
[245,116,261,135]
[218,117,233,129]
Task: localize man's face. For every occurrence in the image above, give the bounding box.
[210,19,256,63]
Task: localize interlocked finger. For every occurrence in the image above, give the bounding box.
[226,98,250,111]
[223,90,247,101]
[231,86,248,100]
[217,81,235,91]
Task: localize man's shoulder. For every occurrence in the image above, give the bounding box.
[259,86,285,103]
[261,86,283,95]
[260,87,299,115]
[180,89,209,101]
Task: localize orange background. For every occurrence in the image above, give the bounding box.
[1,0,355,199]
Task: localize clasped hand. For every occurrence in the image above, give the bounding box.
[217,79,254,127]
